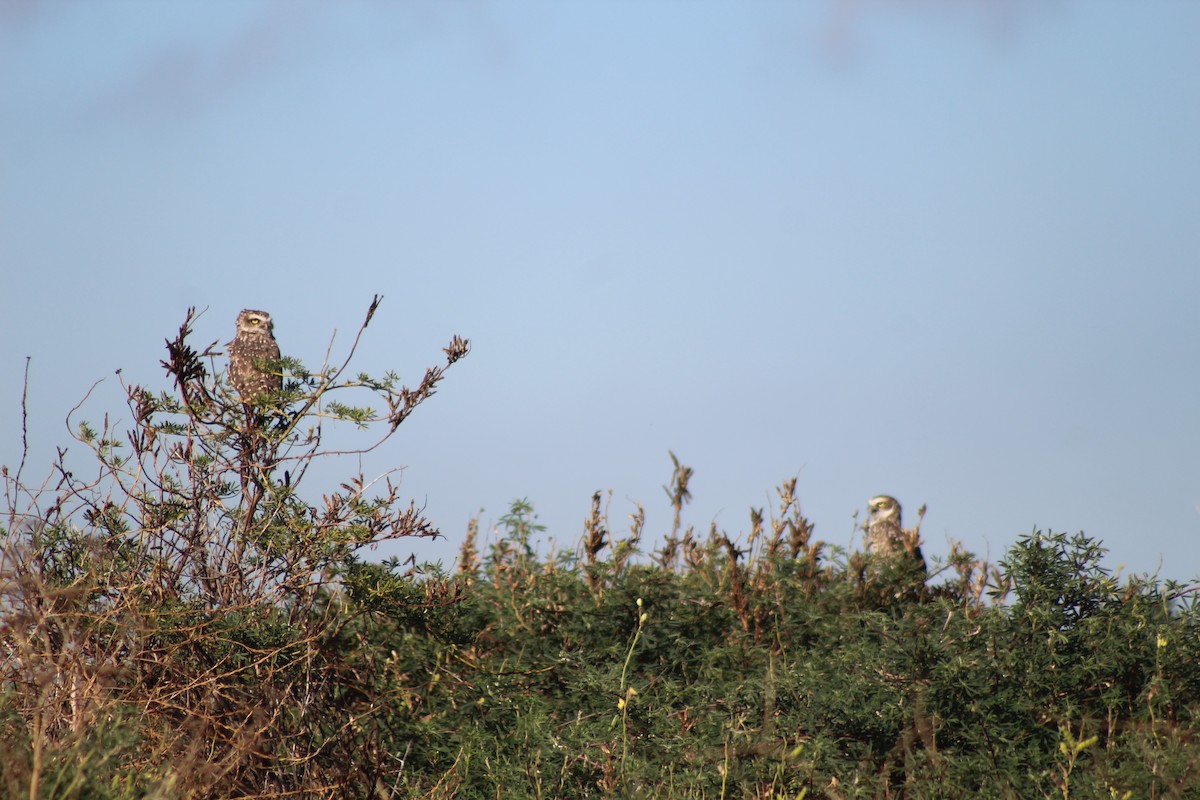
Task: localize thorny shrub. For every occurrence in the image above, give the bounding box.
[1,298,469,798]
[4,305,1200,799]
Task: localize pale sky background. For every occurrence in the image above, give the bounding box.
[3,1,1198,582]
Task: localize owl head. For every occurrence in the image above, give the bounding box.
[868,495,902,527]
[235,309,274,337]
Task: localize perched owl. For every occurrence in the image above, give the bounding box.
[867,495,926,573]
[227,309,282,407]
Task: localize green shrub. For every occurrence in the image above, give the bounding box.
[4,307,1198,798]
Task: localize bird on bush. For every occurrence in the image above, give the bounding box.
[227,309,282,410]
[227,309,283,495]
[867,495,927,575]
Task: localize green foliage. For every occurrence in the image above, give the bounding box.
[2,300,471,798]
[4,305,1200,798]
[361,512,1200,799]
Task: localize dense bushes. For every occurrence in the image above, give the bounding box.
[3,307,1199,798]
[405,516,1198,799]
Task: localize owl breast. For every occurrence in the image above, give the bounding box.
[228,332,281,403]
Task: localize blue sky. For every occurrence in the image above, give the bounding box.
[3,1,1198,581]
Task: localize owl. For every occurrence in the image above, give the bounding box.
[227,309,282,407]
[867,494,926,573]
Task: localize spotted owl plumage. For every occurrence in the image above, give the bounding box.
[867,494,926,573]
[227,309,282,406]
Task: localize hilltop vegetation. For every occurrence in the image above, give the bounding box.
[3,305,1198,799]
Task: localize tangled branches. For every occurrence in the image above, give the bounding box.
[1,298,469,798]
